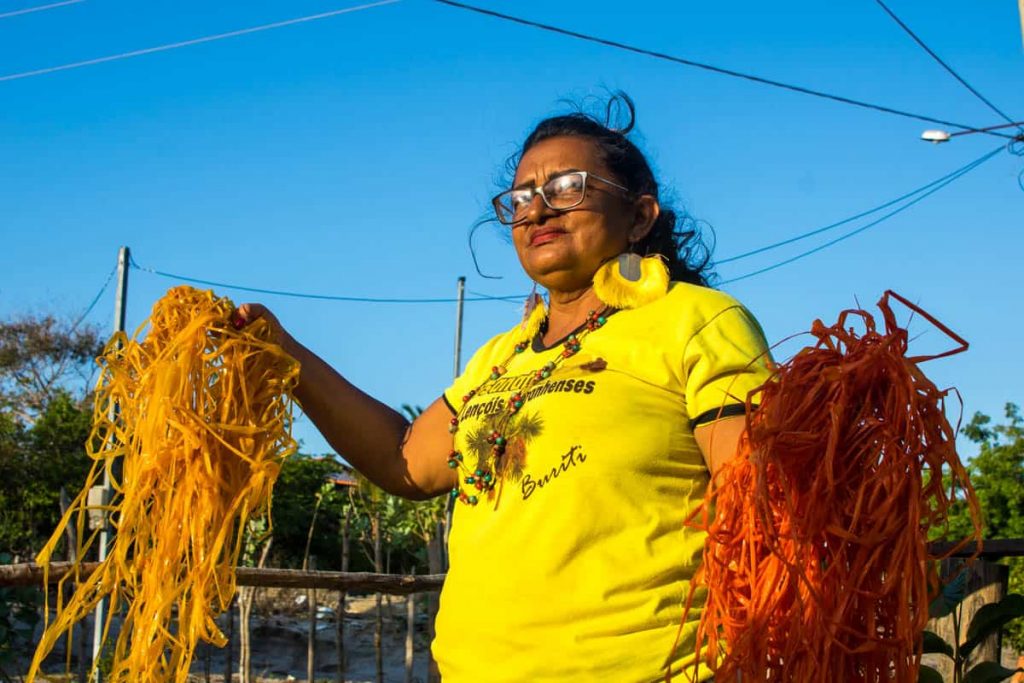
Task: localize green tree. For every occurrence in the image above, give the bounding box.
[0,314,102,421]
[0,391,93,558]
[270,454,354,569]
[948,403,1024,652]
[0,314,101,560]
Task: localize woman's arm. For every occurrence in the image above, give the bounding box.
[236,304,456,500]
[694,415,747,476]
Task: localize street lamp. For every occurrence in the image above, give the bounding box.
[921,130,952,143]
[921,120,1024,143]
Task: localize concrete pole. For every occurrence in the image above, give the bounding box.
[91,246,129,679]
[453,276,466,378]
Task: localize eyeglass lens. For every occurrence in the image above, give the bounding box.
[498,172,586,223]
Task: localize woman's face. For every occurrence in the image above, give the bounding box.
[510,136,640,293]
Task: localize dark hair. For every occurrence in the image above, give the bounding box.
[507,93,715,286]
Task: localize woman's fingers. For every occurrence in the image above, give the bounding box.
[232,303,292,349]
[233,303,267,329]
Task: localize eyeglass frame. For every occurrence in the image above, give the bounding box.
[491,171,636,226]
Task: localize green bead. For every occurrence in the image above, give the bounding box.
[597,316,606,325]
[495,437,506,446]
[469,496,478,505]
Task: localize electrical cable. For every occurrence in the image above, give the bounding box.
[0,0,400,83]
[69,264,117,333]
[0,0,83,21]
[129,256,524,304]
[717,150,997,264]
[719,145,1003,284]
[874,0,1019,129]
[433,0,1015,140]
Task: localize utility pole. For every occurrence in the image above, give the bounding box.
[443,276,466,565]
[453,276,466,378]
[428,276,467,683]
[1019,0,1023,50]
[90,246,130,680]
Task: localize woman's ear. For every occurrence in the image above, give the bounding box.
[629,195,660,243]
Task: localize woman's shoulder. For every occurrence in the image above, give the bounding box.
[643,282,766,345]
[660,281,750,318]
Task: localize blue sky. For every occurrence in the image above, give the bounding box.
[1,0,1021,456]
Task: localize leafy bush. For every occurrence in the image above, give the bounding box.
[921,574,1024,683]
[0,553,42,682]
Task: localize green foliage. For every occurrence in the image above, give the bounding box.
[348,471,443,572]
[0,313,100,560]
[270,455,349,569]
[0,391,92,558]
[0,552,43,681]
[961,595,1024,659]
[962,661,1024,683]
[957,405,1024,537]
[944,403,1024,652]
[922,592,1024,681]
[268,449,445,575]
[930,568,969,619]
[241,516,270,567]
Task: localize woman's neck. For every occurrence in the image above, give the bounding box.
[543,287,605,344]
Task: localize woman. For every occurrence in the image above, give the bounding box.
[236,96,772,681]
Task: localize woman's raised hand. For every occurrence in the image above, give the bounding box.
[232,303,293,351]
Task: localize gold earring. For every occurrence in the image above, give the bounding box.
[592,251,670,309]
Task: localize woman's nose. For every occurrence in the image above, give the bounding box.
[525,193,554,224]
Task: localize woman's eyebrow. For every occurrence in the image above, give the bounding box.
[512,167,583,191]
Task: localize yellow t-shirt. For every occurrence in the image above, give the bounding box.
[434,282,772,682]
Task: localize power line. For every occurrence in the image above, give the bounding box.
[874,0,1019,128]
[0,0,400,83]
[717,150,997,264]
[719,145,1002,284]
[0,0,83,21]
[129,257,524,304]
[433,0,1015,140]
[125,132,998,303]
[69,264,117,333]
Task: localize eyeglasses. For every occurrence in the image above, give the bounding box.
[491,171,633,225]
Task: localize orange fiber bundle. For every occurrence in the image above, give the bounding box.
[28,285,299,683]
[683,290,982,682]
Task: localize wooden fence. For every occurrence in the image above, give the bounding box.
[0,562,445,594]
[3,539,1023,682]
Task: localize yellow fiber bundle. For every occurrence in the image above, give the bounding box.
[28,285,299,682]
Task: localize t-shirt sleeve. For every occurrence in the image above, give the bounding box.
[682,304,773,428]
[441,333,508,414]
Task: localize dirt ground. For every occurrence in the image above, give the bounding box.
[25,588,435,683]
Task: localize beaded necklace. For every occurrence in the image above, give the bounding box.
[446,306,609,506]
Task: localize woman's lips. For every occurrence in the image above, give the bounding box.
[529,228,567,246]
